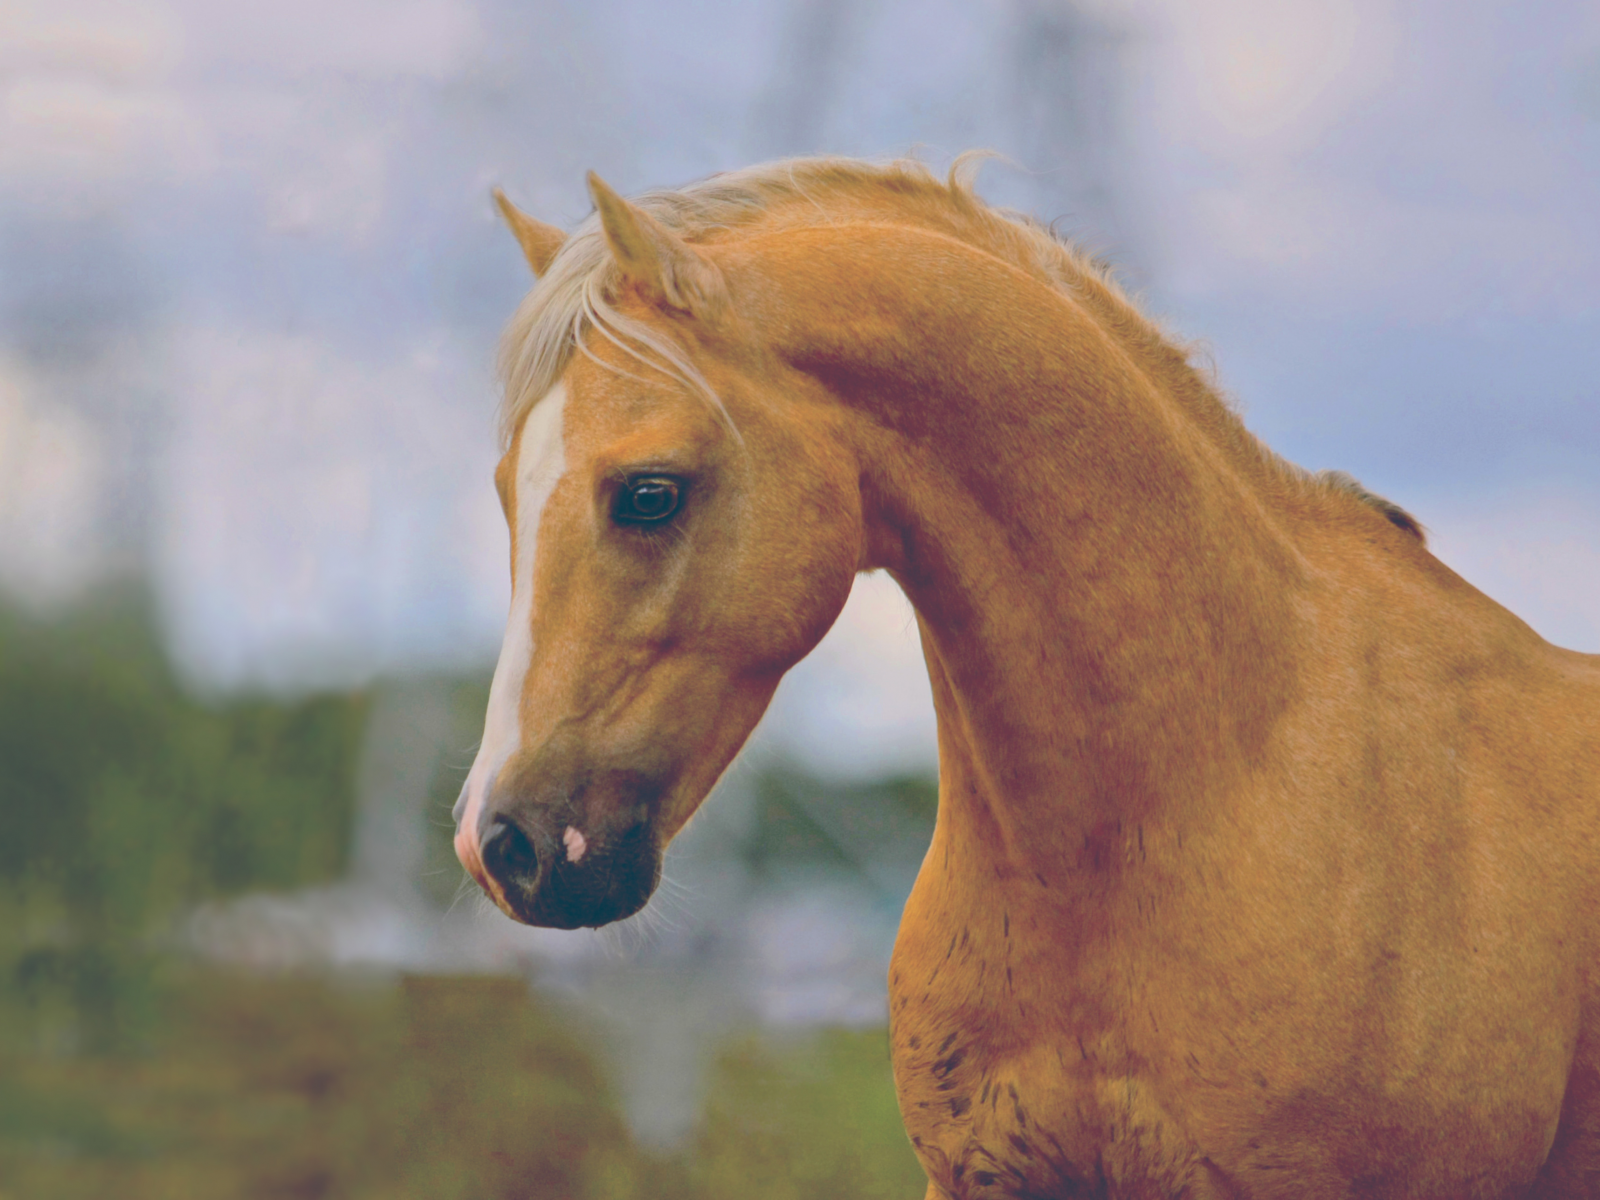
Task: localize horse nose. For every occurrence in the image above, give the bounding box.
[462,763,664,929]
[478,814,548,899]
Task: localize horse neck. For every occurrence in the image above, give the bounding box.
[773,226,1308,883]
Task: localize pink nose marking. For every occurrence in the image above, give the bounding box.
[563,826,587,864]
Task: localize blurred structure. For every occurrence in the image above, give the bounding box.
[183,663,937,1147]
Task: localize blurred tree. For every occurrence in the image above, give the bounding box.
[746,768,937,901]
[0,587,367,1054]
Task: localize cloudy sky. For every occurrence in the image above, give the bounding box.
[1,0,1596,776]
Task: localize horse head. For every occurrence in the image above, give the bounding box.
[453,175,863,929]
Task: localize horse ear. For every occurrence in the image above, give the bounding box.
[493,188,566,278]
[586,171,725,316]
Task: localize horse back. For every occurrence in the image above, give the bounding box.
[1292,518,1600,1013]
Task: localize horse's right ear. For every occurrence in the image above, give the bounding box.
[493,188,566,278]
[587,171,726,317]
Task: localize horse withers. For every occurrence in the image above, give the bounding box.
[453,157,1600,1199]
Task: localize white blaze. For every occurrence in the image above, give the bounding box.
[458,385,568,840]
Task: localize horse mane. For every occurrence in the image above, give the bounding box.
[497,155,1424,545]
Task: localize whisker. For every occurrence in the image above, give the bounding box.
[444,875,476,917]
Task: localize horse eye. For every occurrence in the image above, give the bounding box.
[613,476,682,525]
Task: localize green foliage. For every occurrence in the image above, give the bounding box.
[415,675,492,909]
[0,590,367,1053]
[743,768,937,905]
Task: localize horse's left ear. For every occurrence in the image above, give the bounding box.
[587,171,726,317]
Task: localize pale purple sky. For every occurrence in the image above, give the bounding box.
[0,0,1595,775]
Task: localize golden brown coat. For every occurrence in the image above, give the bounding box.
[460,158,1600,1199]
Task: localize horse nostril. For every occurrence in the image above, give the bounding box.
[480,817,542,889]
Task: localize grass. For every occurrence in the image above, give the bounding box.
[0,967,926,1200]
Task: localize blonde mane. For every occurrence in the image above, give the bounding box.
[497,154,1422,542]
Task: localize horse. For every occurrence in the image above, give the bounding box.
[452,156,1600,1199]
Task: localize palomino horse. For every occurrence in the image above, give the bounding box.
[453,156,1600,1198]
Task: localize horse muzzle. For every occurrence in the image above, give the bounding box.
[456,763,664,930]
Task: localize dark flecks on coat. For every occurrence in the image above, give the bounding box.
[934,1046,968,1077]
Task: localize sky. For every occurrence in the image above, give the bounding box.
[1,0,1596,779]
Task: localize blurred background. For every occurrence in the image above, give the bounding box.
[1,0,1596,1196]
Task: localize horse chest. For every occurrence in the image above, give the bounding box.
[889,1005,1221,1200]
[888,907,1221,1199]
[887,880,1573,1200]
